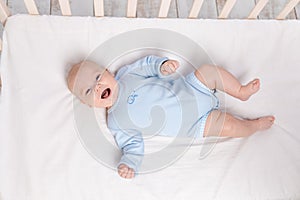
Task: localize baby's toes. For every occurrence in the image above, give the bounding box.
[240,79,260,101]
[257,116,275,130]
[118,169,128,178]
[130,170,135,178]
[126,172,133,179]
[251,79,260,89]
[268,116,275,123]
[125,170,134,179]
[122,171,130,179]
[119,171,126,178]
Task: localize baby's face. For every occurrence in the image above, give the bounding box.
[68,61,118,108]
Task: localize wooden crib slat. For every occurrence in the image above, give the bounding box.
[127,0,137,17]
[258,0,296,19]
[188,0,204,18]
[276,0,300,19]
[58,0,71,16]
[0,35,1,85]
[158,0,172,18]
[178,0,217,19]
[217,0,255,19]
[0,0,10,25]
[94,0,104,17]
[218,0,237,19]
[24,0,39,15]
[248,0,269,19]
[296,3,300,19]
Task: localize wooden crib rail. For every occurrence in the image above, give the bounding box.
[189,0,204,18]
[58,0,72,16]
[277,0,300,19]
[127,0,137,17]
[94,0,104,17]
[218,0,237,19]
[0,0,298,53]
[0,0,10,25]
[0,0,299,22]
[158,0,172,18]
[0,0,10,52]
[24,0,39,15]
[248,0,269,19]
[0,0,299,24]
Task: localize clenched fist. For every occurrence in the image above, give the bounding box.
[118,164,135,179]
[160,60,180,76]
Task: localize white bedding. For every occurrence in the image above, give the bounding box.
[0,14,300,200]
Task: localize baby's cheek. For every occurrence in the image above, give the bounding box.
[93,94,104,107]
[94,86,102,97]
[83,98,92,106]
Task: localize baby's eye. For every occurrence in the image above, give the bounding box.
[96,74,101,81]
[85,88,91,95]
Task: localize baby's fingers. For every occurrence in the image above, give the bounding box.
[163,61,179,74]
[118,165,135,179]
[126,169,135,179]
[118,167,128,178]
[120,171,128,178]
[171,60,180,69]
[164,64,176,73]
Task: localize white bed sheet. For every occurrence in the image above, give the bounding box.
[0,14,300,200]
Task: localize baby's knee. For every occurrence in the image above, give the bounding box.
[222,115,235,133]
[196,64,220,78]
[195,65,217,89]
[196,64,215,74]
[204,111,226,137]
[213,112,235,136]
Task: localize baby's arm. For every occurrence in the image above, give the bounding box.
[123,55,179,78]
[111,128,144,179]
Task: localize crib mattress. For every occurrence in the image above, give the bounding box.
[0,14,300,200]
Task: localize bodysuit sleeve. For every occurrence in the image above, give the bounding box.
[109,127,144,174]
[116,55,169,79]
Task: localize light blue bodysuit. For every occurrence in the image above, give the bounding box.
[107,55,219,173]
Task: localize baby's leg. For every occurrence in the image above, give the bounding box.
[203,110,275,138]
[195,64,259,101]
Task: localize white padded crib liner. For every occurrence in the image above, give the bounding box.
[0,14,300,200]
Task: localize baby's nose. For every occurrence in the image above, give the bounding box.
[94,83,101,92]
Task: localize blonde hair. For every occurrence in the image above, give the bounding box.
[67,62,81,93]
[66,60,106,97]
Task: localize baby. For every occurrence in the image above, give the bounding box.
[67,55,275,179]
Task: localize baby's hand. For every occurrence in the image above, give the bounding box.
[160,60,180,76]
[118,164,135,179]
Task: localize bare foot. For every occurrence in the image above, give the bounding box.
[239,79,260,101]
[256,116,275,131]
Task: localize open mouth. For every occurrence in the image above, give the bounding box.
[101,88,111,99]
